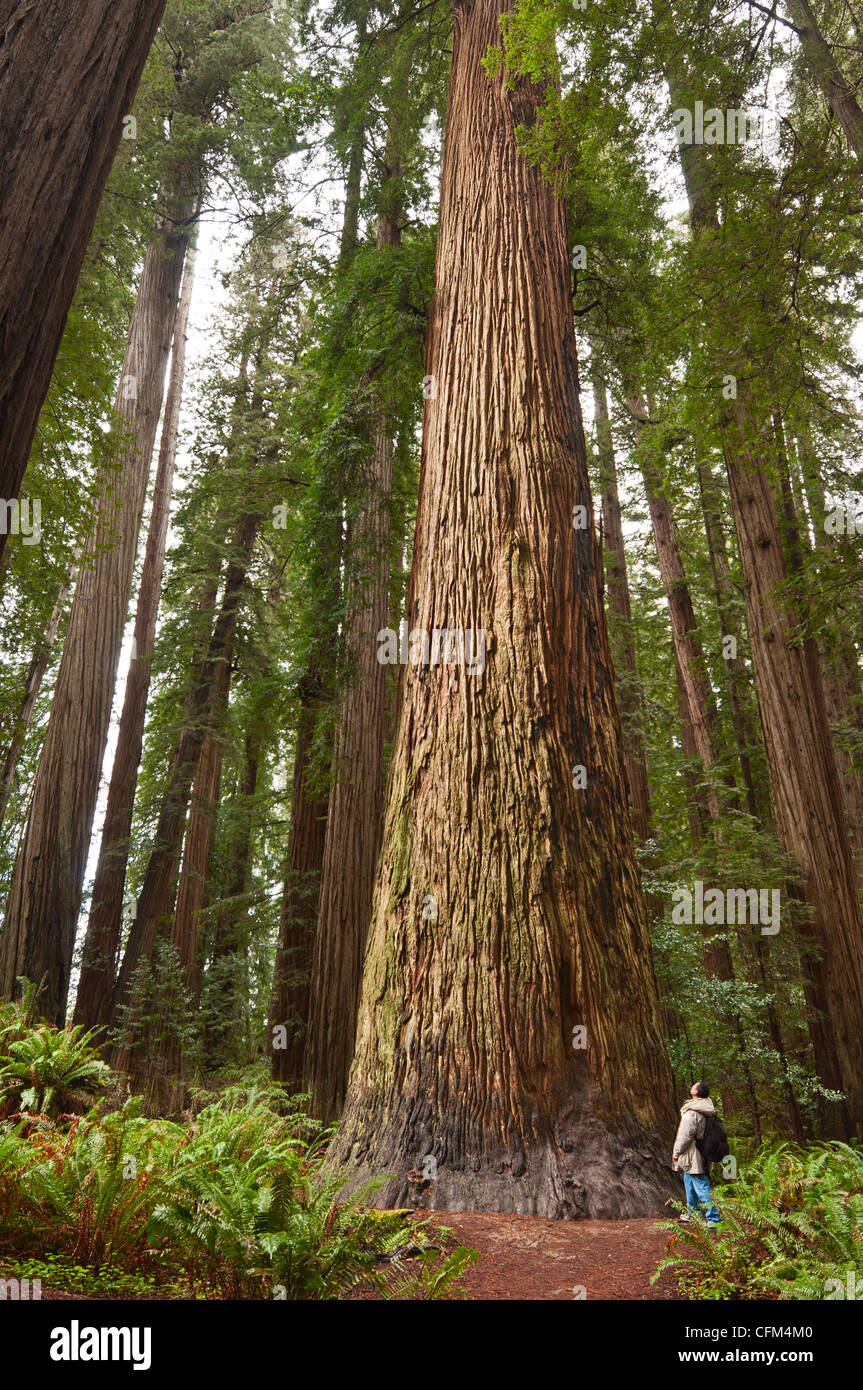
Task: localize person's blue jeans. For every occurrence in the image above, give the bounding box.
[684,1169,721,1223]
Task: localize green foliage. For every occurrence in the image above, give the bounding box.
[0,1031,476,1300]
[0,994,111,1118]
[654,1141,863,1298]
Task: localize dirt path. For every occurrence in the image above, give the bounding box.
[432,1211,680,1300]
[17,1213,682,1302]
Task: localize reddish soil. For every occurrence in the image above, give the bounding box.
[432,1211,681,1300]
[15,1212,683,1301]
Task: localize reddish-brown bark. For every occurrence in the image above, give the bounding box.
[73,245,197,1033]
[325,0,676,1218]
[305,124,403,1122]
[0,204,192,1024]
[0,0,167,560]
[593,371,651,846]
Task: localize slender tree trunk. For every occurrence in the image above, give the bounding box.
[783,431,863,874]
[111,504,262,1059]
[269,674,330,1086]
[0,0,167,556]
[629,397,725,823]
[696,455,769,825]
[784,0,863,157]
[143,664,230,1110]
[169,634,232,1013]
[629,399,765,1127]
[722,415,863,1130]
[305,114,403,1121]
[325,0,676,1218]
[204,727,260,1069]
[668,71,863,1130]
[0,201,193,1024]
[0,552,79,830]
[73,244,197,1032]
[593,370,651,845]
[267,101,367,1088]
[670,648,761,1137]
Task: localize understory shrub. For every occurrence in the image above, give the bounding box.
[654,1141,863,1299]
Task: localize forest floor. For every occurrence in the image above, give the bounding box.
[24,1214,683,1301]
[431,1212,681,1300]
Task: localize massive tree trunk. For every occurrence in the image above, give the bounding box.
[0,0,167,558]
[305,121,403,1122]
[325,0,676,1218]
[0,203,192,1024]
[73,245,197,1033]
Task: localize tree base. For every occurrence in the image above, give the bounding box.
[326,1094,679,1220]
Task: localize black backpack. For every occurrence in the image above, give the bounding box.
[696,1112,730,1164]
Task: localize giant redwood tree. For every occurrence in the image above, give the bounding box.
[0,0,167,558]
[325,0,676,1217]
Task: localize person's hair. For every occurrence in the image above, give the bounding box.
[693,1081,710,1098]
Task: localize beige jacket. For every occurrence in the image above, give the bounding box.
[672,1097,715,1174]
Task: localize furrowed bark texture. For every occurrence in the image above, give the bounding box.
[0,0,167,558]
[74,245,197,1033]
[0,210,190,1023]
[325,0,677,1218]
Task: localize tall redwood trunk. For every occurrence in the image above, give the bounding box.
[74,244,197,1032]
[326,0,676,1218]
[785,0,863,156]
[629,398,760,1125]
[696,455,769,825]
[268,676,330,1086]
[204,727,261,1069]
[143,663,230,1110]
[592,369,651,845]
[0,551,79,831]
[629,397,725,824]
[111,506,262,1055]
[0,0,167,557]
[305,128,403,1121]
[0,204,192,1024]
[671,77,863,1131]
[267,109,366,1090]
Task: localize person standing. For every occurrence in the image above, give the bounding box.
[672,1081,722,1224]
